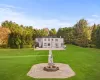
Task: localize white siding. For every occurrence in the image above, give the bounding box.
[35,38,43,47]
[35,38,64,48]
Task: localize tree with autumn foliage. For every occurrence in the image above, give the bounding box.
[73,19,89,47]
[0,27,11,48]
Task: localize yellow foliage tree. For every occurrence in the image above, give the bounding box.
[0,27,11,45]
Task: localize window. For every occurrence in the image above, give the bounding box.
[48,43,50,46]
[55,39,58,41]
[44,43,47,46]
[38,38,41,41]
[48,38,50,41]
[61,43,64,47]
[44,43,46,45]
[44,38,46,41]
[55,43,59,48]
[52,39,53,41]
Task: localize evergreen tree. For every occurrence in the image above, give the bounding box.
[91,24,97,45]
[95,25,100,48]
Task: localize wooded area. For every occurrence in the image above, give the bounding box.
[0,19,100,49]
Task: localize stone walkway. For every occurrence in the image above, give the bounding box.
[27,63,75,78]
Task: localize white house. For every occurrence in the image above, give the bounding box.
[35,37,64,48]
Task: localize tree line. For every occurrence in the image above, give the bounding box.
[0,20,56,48]
[0,19,100,49]
[57,19,100,48]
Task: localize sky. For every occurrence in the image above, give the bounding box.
[0,0,100,29]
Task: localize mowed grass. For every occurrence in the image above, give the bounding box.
[0,45,100,80]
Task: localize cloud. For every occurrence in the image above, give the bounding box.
[0,4,71,30]
[92,15,99,18]
[87,18,100,25]
[86,15,100,25]
[0,4,24,10]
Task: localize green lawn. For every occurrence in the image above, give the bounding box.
[0,45,100,80]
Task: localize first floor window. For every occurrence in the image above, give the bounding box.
[48,43,50,46]
[55,43,58,48]
[61,43,64,47]
[44,43,47,46]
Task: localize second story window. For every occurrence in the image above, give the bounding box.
[48,38,50,41]
[55,39,58,41]
[44,38,46,41]
[38,38,40,41]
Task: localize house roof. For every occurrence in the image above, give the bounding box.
[36,36,63,38]
[36,36,58,38]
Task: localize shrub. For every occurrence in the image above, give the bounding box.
[90,44,96,48]
[22,45,32,48]
[0,44,8,48]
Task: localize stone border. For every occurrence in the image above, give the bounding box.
[34,48,65,50]
[27,63,75,78]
